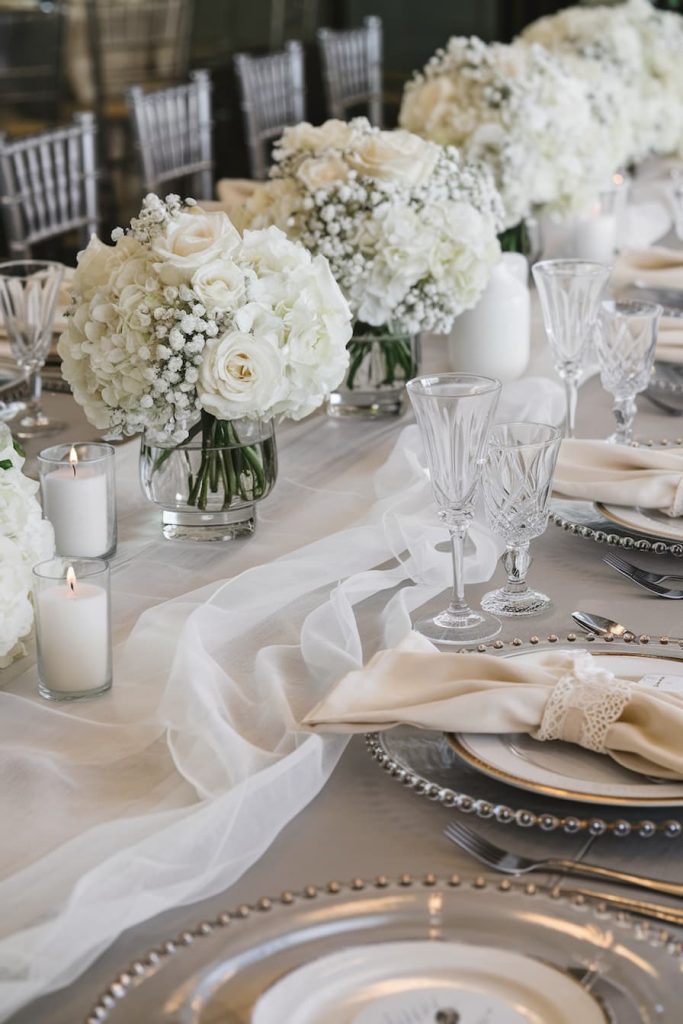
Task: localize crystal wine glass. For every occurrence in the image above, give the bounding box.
[0,260,65,436]
[482,421,562,617]
[407,372,501,645]
[532,259,611,438]
[595,299,661,445]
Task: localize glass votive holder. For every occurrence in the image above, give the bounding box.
[38,442,116,559]
[32,557,112,701]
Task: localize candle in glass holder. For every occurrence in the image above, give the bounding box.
[32,558,112,700]
[38,442,116,558]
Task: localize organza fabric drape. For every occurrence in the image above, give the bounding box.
[0,378,562,1018]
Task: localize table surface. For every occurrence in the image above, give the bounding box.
[8,322,683,1024]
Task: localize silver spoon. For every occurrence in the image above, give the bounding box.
[572,610,683,644]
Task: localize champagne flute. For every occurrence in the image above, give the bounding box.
[407,372,501,645]
[0,260,65,437]
[532,259,610,437]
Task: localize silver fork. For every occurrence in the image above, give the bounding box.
[602,551,683,587]
[602,552,683,599]
[443,819,683,899]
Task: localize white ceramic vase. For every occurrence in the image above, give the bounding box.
[447,252,530,381]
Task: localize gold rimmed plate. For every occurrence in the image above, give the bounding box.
[449,649,683,807]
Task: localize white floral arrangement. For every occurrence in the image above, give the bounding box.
[242,118,503,335]
[400,37,622,229]
[0,426,54,668]
[521,0,683,162]
[59,194,353,444]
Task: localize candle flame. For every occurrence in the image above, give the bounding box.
[69,446,78,478]
[66,565,76,594]
[613,172,624,187]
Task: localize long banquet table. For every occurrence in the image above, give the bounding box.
[6,309,683,1023]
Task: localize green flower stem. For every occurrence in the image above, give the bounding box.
[345,333,417,392]
[149,414,272,512]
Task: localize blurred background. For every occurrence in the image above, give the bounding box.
[0,0,681,262]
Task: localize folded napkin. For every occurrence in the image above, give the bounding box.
[303,644,683,779]
[611,246,683,364]
[202,179,263,229]
[0,267,73,362]
[614,246,683,291]
[553,438,683,517]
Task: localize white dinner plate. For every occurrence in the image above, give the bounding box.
[450,652,683,807]
[597,502,683,543]
[251,940,604,1024]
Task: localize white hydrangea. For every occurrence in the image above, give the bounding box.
[400,37,623,228]
[522,0,683,161]
[243,117,503,334]
[0,426,54,667]
[59,195,353,442]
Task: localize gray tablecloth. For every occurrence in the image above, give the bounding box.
[8,334,683,1024]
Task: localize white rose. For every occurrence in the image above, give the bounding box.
[240,226,310,276]
[400,77,459,144]
[152,210,241,284]
[296,155,349,192]
[191,259,246,312]
[74,236,116,297]
[0,536,33,666]
[198,329,286,419]
[242,178,301,233]
[347,129,439,187]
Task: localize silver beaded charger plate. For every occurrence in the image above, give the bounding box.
[86,875,683,1024]
[550,438,683,555]
[645,360,683,413]
[366,638,683,837]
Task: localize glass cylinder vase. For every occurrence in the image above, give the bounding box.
[139,415,277,542]
[326,326,420,419]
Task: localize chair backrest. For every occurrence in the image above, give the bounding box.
[128,70,213,200]
[317,16,382,126]
[86,0,192,113]
[0,113,99,259]
[234,41,305,180]
[0,4,65,126]
[269,0,318,49]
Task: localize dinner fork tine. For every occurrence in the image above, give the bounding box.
[602,553,683,598]
[443,819,683,898]
[602,551,683,586]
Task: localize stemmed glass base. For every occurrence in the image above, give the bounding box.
[13,411,66,438]
[415,604,501,645]
[481,586,551,617]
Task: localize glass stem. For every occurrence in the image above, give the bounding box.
[612,395,637,445]
[563,375,579,438]
[502,542,532,595]
[448,522,470,614]
[25,365,43,421]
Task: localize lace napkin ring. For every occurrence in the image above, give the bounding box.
[535,653,632,753]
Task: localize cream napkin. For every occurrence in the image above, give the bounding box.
[614,246,683,290]
[303,643,683,779]
[612,246,683,364]
[201,179,263,230]
[553,438,683,517]
[0,267,73,361]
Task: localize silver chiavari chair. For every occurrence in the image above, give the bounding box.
[128,70,213,200]
[234,41,305,181]
[0,3,65,136]
[0,113,99,259]
[86,0,193,123]
[269,0,318,49]
[317,16,383,126]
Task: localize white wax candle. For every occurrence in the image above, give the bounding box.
[43,464,109,557]
[37,580,110,693]
[572,213,617,263]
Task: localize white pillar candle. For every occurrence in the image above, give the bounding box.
[40,445,113,558]
[36,566,111,695]
[572,213,617,263]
